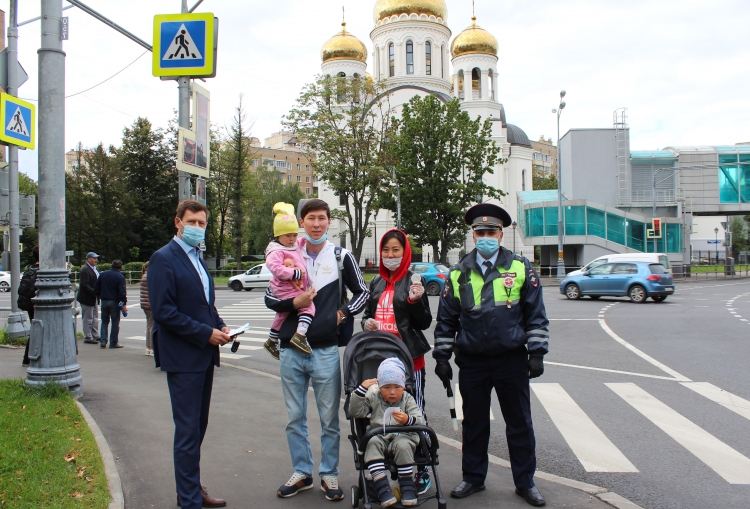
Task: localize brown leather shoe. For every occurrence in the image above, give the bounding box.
[176,486,227,508]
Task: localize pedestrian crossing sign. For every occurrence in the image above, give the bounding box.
[152,12,215,77]
[0,94,35,150]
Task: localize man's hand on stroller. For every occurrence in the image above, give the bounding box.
[364,318,380,331]
[361,378,378,389]
[435,362,453,389]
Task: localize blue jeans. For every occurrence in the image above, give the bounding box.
[100,300,121,347]
[280,345,341,477]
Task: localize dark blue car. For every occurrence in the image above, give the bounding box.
[410,262,450,296]
[560,261,675,303]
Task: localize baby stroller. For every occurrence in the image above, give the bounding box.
[343,331,447,509]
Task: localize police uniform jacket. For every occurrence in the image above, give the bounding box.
[433,247,549,361]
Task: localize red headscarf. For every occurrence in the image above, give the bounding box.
[378,229,412,283]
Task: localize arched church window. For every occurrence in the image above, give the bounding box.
[425,41,432,75]
[472,68,481,100]
[488,69,495,101]
[389,43,395,77]
[337,72,346,103]
[522,170,526,191]
[352,73,360,104]
[406,40,414,75]
[440,45,444,78]
[457,70,465,100]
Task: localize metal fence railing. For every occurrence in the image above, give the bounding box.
[67,269,252,285]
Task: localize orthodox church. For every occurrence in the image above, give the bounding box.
[317,0,535,262]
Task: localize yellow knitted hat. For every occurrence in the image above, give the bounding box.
[273,202,299,237]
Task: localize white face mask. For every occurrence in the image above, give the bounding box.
[382,257,403,271]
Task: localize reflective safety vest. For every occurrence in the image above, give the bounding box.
[449,258,527,311]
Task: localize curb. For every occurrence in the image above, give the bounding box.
[221,362,644,509]
[77,401,125,509]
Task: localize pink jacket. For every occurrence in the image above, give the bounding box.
[265,241,308,300]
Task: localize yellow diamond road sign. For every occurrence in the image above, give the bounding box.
[152,12,215,77]
[0,94,35,150]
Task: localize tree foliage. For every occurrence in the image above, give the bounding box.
[532,167,558,191]
[284,74,395,262]
[225,95,253,270]
[389,95,504,264]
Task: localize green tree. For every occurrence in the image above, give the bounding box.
[19,172,38,268]
[225,95,254,269]
[246,166,305,254]
[284,74,395,262]
[730,216,749,252]
[532,167,558,191]
[205,125,232,262]
[390,95,504,264]
[117,117,178,261]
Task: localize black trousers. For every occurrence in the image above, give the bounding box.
[456,347,536,490]
[166,364,214,509]
[22,308,34,364]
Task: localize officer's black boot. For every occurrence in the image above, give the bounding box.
[373,475,397,508]
[399,475,418,506]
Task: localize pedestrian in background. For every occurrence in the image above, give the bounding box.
[95,259,127,349]
[18,245,40,366]
[140,261,154,356]
[77,252,101,345]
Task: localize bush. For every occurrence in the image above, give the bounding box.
[97,263,112,272]
[122,261,144,273]
[70,265,81,272]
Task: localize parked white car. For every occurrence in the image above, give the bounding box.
[567,253,671,277]
[0,271,9,292]
[227,264,272,291]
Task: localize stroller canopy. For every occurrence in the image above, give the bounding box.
[342,331,415,394]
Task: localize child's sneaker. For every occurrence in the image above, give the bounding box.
[416,468,431,495]
[399,476,418,506]
[290,332,312,354]
[373,476,397,508]
[263,339,280,360]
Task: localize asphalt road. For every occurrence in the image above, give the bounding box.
[3,279,750,509]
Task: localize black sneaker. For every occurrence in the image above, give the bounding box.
[277,473,313,498]
[399,476,418,507]
[320,475,344,501]
[416,469,431,495]
[373,476,397,508]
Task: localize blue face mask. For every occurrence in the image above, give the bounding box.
[476,237,499,257]
[179,219,206,247]
[306,233,328,245]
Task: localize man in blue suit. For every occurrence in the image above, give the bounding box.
[149,199,232,509]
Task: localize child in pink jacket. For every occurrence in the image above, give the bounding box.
[263,203,314,360]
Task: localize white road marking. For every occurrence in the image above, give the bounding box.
[680,382,750,421]
[545,361,678,381]
[220,353,251,360]
[126,336,147,340]
[531,383,638,472]
[598,305,690,382]
[549,318,600,321]
[607,383,750,484]
[454,383,494,421]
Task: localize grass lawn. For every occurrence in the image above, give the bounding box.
[0,329,27,347]
[0,379,111,508]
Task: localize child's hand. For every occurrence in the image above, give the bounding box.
[291,280,303,291]
[392,411,409,425]
[361,378,378,389]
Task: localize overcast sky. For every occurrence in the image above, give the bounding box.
[5,0,750,180]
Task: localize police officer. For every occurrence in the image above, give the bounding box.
[433,203,549,507]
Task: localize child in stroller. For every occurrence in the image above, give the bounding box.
[349,358,424,507]
[344,331,447,509]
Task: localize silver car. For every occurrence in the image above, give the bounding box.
[227,264,272,292]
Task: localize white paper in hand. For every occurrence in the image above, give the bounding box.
[383,406,399,434]
[228,323,251,337]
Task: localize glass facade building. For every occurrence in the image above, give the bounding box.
[719,153,750,204]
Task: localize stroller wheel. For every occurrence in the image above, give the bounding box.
[351,485,360,508]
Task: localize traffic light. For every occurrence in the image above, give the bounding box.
[653,218,662,238]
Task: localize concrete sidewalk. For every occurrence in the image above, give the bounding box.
[1,345,621,509]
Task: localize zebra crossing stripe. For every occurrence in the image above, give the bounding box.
[607,383,750,484]
[531,383,638,473]
[680,382,750,421]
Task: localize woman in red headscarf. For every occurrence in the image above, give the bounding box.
[361,229,433,493]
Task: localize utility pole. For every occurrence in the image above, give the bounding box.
[26,0,81,395]
[178,0,191,201]
[4,1,29,340]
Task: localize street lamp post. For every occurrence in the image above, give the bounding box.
[511,220,517,254]
[553,91,566,281]
[714,227,719,264]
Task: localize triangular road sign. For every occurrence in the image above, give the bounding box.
[6,106,29,137]
[162,24,203,61]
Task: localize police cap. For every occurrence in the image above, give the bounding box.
[464,203,512,230]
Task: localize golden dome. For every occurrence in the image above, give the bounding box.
[373,0,448,23]
[321,23,368,64]
[450,17,498,58]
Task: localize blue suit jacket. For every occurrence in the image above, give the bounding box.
[148,239,226,372]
